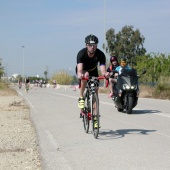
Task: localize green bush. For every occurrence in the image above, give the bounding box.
[152,84,170,100]
[0,81,8,90]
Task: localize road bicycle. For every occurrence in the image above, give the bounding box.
[79,76,108,139]
[25,83,29,93]
[18,82,22,89]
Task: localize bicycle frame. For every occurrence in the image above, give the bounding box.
[79,76,108,138]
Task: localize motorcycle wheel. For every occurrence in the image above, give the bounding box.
[126,96,133,114]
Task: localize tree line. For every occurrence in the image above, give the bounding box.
[1,25,170,86]
[104,25,170,85]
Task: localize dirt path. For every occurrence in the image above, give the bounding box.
[0,89,42,170]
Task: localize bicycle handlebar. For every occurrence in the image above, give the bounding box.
[79,76,109,88]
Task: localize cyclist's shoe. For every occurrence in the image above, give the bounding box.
[94,117,100,128]
[94,120,98,129]
[78,97,85,109]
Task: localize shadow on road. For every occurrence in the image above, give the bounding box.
[99,128,156,140]
[132,109,161,114]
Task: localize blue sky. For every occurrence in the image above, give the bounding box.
[1,0,170,77]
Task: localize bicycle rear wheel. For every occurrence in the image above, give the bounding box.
[83,91,90,133]
[26,84,29,92]
[91,93,99,139]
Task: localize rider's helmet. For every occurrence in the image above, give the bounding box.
[110,56,118,63]
[85,34,99,44]
[120,56,127,67]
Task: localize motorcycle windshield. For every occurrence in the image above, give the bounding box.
[117,68,138,87]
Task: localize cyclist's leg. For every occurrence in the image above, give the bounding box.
[78,71,88,109]
[92,93,100,138]
[89,70,99,115]
[108,78,114,97]
[79,71,89,97]
[93,88,99,114]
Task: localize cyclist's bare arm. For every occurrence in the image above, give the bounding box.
[77,63,84,79]
[100,65,110,78]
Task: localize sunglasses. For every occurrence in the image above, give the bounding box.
[87,44,97,47]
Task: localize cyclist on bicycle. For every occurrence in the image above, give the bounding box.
[25,77,30,84]
[18,79,22,89]
[76,34,110,113]
[25,77,30,91]
[106,56,119,97]
[53,80,57,88]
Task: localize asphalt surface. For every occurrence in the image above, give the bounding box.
[17,85,170,170]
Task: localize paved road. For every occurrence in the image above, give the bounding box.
[17,86,170,170]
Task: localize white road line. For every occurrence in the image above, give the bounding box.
[45,130,72,170]
[52,92,170,118]
[17,90,34,108]
[53,92,77,99]
[45,130,59,150]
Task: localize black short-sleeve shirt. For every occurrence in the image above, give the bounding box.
[77,48,106,71]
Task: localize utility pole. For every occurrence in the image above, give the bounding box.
[21,46,25,82]
[103,0,107,87]
[104,0,106,55]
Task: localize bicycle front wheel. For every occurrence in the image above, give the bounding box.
[91,93,99,139]
[83,91,90,133]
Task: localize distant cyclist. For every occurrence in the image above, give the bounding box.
[18,79,22,89]
[106,56,119,97]
[76,34,110,127]
[53,80,56,88]
[25,77,30,92]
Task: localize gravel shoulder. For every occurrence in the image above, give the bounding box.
[0,88,42,170]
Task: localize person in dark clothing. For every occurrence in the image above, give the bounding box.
[106,56,119,97]
[76,34,110,109]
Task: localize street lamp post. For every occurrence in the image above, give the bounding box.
[103,0,107,87]
[150,52,157,84]
[21,46,25,83]
[104,0,106,54]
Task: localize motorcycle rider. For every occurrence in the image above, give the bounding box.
[110,56,131,96]
[106,56,119,97]
[115,57,131,74]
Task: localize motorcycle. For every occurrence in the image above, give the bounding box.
[112,68,146,114]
